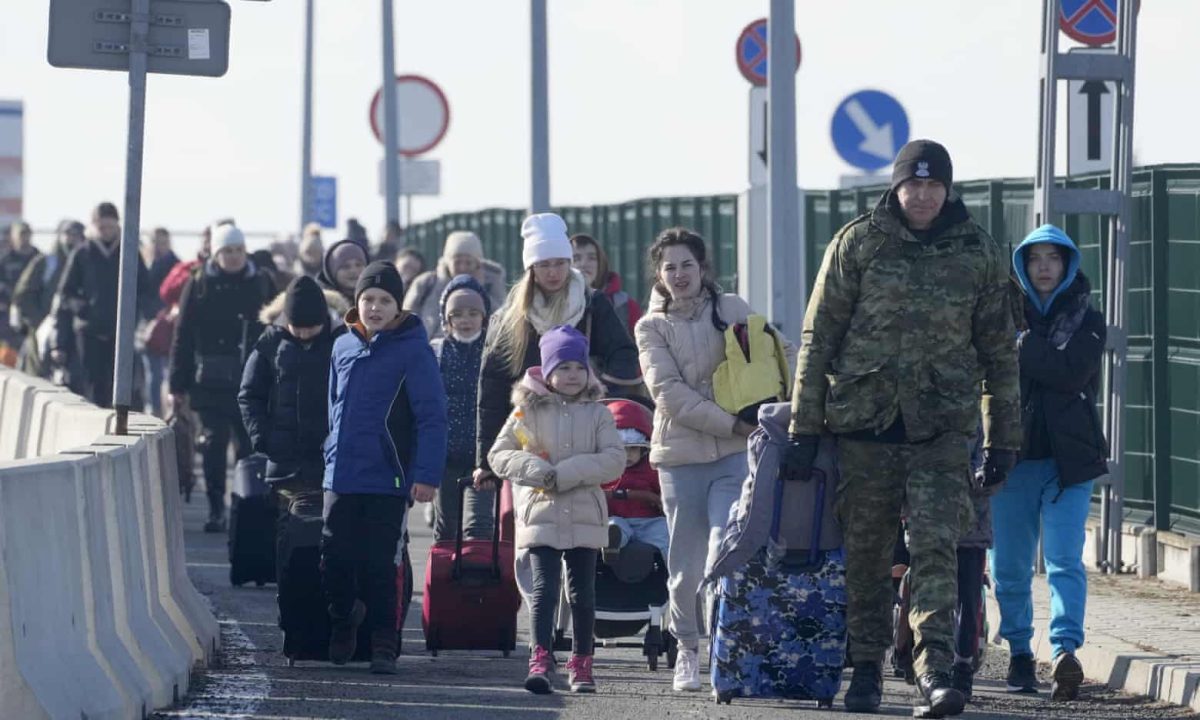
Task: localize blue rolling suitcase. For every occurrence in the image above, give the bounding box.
[710,465,848,707]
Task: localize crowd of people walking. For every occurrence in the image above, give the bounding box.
[0,139,1109,715]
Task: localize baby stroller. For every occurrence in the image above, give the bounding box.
[594,540,677,670]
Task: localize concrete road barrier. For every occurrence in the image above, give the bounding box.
[0,367,219,719]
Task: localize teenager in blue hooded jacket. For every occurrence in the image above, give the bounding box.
[989,224,1107,702]
[322,261,447,674]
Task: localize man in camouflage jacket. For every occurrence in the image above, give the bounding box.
[783,140,1020,716]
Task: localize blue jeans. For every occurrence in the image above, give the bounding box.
[659,451,748,648]
[989,459,1093,658]
[610,516,670,560]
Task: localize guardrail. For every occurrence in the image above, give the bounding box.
[0,367,219,720]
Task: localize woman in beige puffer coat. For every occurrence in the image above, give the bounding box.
[634,227,795,693]
[488,325,624,694]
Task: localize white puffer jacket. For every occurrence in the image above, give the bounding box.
[488,369,625,550]
[635,289,795,468]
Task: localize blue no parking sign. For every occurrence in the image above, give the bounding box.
[1059,0,1118,46]
[830,90,909,172]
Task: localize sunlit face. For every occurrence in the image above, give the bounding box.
[657,244,702,301]
[450,254,480,276]
[547,360,588,398]
[396,255,423,284]
[357,288,400,332]
[447,307,484,340]
[572,244,599,285]
[287,323,324,341]
[335,258,365,292]
[215,245,247,274]
[96,217,121,244]
[532,258,571,294]
[11,224,31,251]
[896,178,948,231]
[1026,243,1066,298]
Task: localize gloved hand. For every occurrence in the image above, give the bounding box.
[980,448,1018,493]
[780,433,821,482]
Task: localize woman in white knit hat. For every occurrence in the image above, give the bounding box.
[473,213,641,491]
[403,230,507,339]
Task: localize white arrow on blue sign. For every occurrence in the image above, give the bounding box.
[311,175,337,229]
[830,90,910,172]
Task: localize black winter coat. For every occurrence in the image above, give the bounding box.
[475,288,640,471]
[169,261,273,408]
[53,239,154,349]
[1018,273,1109,489]
[238,323,335,486]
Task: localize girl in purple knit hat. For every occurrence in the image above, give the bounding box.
[488,325,625,695]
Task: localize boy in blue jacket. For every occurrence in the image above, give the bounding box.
[322,261,447,674]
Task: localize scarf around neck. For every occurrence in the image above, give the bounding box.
[527,268,587,335]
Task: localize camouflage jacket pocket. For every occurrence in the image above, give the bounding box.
[918,363,980,434]
[823,361,890,433]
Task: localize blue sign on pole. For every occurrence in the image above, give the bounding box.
[311,175,337,229]
[830,90,910,172]
[1059,0,1118,46]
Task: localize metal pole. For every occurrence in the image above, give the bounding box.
[299,0,314,233]
[530,0,550,214]
[405,194,413,232]
[1033,0,1059,227]
[1102,0,1138,573]
[113,0,150,434]
[381,0,401,224]
[767,0,801,340]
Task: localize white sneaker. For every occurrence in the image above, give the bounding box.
[673,647,702,692]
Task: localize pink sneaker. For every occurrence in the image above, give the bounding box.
[566,654,596,693]
[525,645,554,694]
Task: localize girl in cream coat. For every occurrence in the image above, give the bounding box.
[489,325,624,695]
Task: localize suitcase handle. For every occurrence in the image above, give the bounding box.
[769,467,826,568]
[452,476,503,582]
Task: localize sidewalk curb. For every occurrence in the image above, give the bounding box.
[985,594,1200,712]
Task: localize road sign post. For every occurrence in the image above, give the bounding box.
[748,86,767,187]
[48,0,231,435]
[831,90,909,173]
[1067,48,1115,175]
[530,0,550,213]
[380,0,400,224]
[300,0,314,232]
[766,2,802,342]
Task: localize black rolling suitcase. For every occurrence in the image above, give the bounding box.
[229,454,277,587]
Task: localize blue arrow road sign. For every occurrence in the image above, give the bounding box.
[830,90,910,172]
[311,175,337,229]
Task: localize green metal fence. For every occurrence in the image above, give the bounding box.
[404,163,1200,535]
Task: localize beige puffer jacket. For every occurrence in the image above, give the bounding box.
[635,289,796,468]
[488,369,625,550]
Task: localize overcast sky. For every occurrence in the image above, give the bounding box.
[1,1,1194,240]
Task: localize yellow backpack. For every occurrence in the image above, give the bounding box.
[713,315,792,422]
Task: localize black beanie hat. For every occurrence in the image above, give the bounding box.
[891,139,953,191]
[284,276,328,327]
[355,261,405,305]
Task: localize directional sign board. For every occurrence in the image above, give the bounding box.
[1059,0,1119,46]
[734,19,801,87]
[0,101,23,224]
[311,176,337,229]
[1067,49,1115,175]
[370,75,450,157]
[47,0,231,77]
[748,87,767,186]
[830,90,909,172]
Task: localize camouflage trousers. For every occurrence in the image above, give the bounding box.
[836,432,973,676]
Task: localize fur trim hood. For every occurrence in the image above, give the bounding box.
[259,287,351,326]
[511,366,606,408]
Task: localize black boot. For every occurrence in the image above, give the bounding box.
[950,661,974,703]
[327,599,366,665]
[204,504,226,533]
[1051,651,1083,702]
[916,671,966,717]
[370,626,398,675]
[843,661,883,713]
[1005,653,1039,694]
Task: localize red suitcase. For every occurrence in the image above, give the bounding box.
[422,477,521,656]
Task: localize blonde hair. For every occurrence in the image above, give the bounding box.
[492,268,571,377]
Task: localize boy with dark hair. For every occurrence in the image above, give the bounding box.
[322,261,447,674]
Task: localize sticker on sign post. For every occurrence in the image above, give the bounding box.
[188,29,211,60]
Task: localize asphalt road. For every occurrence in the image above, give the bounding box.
[156,489,1198,720]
